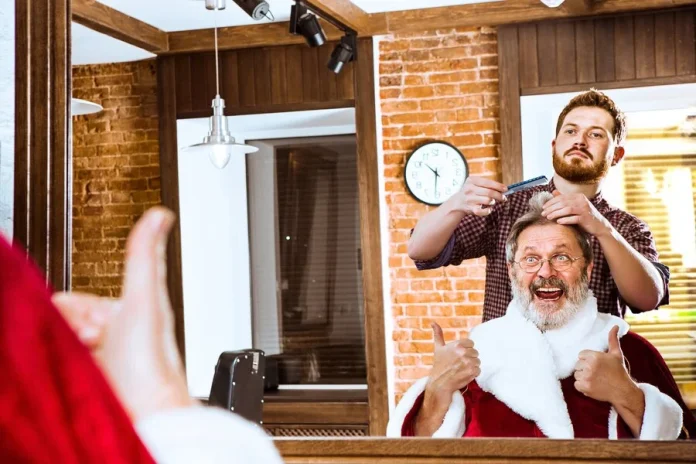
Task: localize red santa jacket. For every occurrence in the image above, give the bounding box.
[388,296,695,440]
[0,236,156,463]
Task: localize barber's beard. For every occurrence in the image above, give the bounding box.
[552,146,610,184]
[511,271,590,331]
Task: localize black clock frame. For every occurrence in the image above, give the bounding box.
[403,140,469,206]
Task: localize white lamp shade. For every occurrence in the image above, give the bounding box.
[182,142,259,169]
[540,0,565,6]
[71,98,103,116]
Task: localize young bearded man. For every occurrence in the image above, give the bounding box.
[408,89,669,321]
[388,193,693,440]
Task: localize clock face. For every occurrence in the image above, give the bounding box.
[404,142,468,205]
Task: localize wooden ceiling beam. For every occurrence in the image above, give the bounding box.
[78,0,695,55]
[166,19,345,54]
[72,0,168,53]
[300,0,377,34]
[382,0,696,34]
[558,0,597,15]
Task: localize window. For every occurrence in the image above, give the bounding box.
[621,109,696,408]
[246,135,366,385]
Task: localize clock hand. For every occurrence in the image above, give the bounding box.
[425,163,438,176]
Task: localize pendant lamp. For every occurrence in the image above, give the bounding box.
[181,1,258,169]
[71,98,103,116]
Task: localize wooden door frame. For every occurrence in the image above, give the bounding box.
[14,0,72,291]
[157,39,389,434]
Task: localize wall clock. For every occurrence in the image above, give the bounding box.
[404,141,468,206]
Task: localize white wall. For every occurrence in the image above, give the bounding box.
[177,120,253,398]
[520,83,696,207]
[0,0,14,238]
[177,109,355,397]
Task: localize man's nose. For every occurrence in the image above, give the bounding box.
[536,259,556,278]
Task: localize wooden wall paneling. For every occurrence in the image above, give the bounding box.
[237,49,257,107]
[655,12,677,77]
[174,55,193,114]
[285,46,304,104]
[634,14,657,79]
[537,22,558,86]
[189,53,212,113]
[156,56,187,363]
[14,0,71,291]
[317,44,338,102]
[263,402,369,425]
[354,37,389,436]
[336,61,355,100]
[221,50,241,108]
[518,24,539,89]
[254,50,273,107]
[556,21,577,85]
[498,25,524,185]
[269,47,288,105]
[614,16,636,81]
[594,18,616,82]
[301,47,321,102]
[675,11,696,75]
[575,19,596,83]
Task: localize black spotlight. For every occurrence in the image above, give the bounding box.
[231,0,271,20]
[289,3,327,48]
[328,34,356,74]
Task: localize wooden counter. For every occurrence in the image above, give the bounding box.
[275,438,696,463]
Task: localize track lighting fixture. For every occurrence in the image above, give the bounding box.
[289,3,327,48]
[204,0,272,21]
[327,34,356,74]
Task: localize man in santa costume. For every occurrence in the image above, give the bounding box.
[388,192,695,440]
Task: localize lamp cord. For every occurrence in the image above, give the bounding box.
[214,4,220,96]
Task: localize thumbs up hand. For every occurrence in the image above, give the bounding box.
[574,326,635,404]
[424,322,481,404]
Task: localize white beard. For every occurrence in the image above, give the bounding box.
[510,272,590,331]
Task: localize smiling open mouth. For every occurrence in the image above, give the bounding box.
[534,287,564,301]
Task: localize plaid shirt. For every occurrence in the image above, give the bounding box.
[415,179,670,321]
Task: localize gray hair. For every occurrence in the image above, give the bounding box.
[505,192,593,264]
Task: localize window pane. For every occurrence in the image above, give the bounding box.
[248,136,366,385]
[622,109,696,406]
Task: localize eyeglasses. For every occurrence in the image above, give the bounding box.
[513,254,583,273]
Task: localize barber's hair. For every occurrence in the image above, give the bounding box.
[555,89,626,145]
[505,192,593,264]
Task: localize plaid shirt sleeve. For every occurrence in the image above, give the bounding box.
[613,212,670,310]
[414,206,499,270]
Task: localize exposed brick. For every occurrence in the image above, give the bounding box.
[379,28,501,398]
[71,60,160,297]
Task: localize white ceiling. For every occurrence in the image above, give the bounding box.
[72,23,155,65]
[73,0,497,65]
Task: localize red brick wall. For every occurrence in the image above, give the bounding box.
[378,27,501,400]
[71,60,160,297]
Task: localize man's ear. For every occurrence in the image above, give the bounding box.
[611,146,625,166]
[585,260,594,281]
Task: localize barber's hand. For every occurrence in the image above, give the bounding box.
[450,176,507,217]
[52,207,195,421]
[574,326,636,404]
[424,322,480,403]
[541,190,611,237]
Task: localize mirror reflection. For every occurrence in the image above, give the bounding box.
[8,1,696,463]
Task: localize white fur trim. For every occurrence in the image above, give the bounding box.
[637,383,683,440]
[470,307,574,439]
[387,377,466,438]
[608,407,619,439]
[468,294,629,439]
